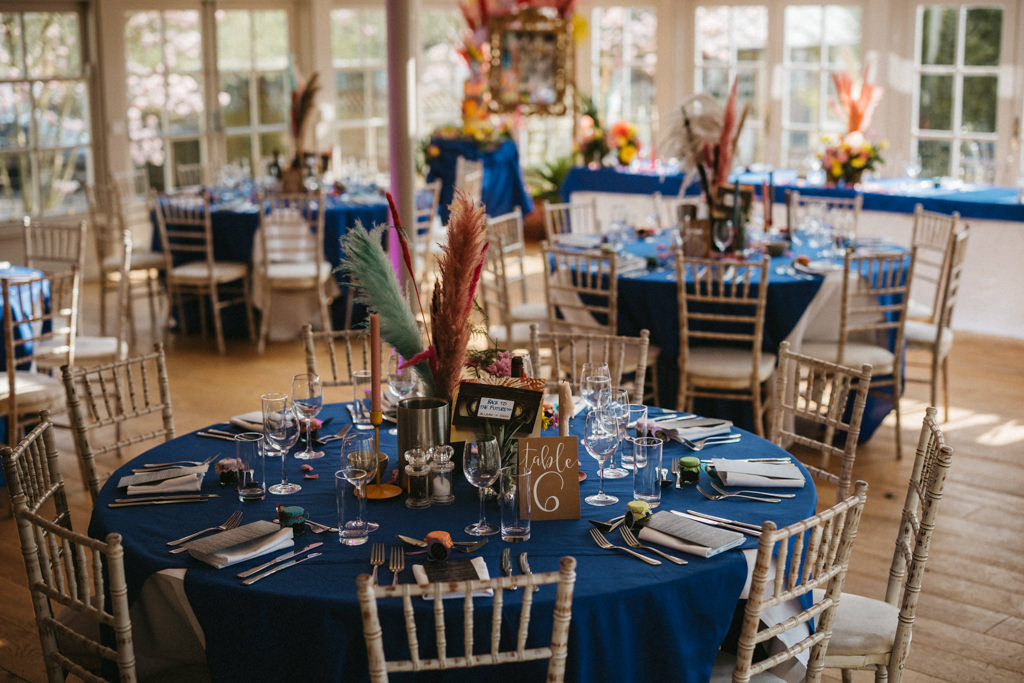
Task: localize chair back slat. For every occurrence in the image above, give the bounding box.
[541,241,618,335]
[529,323,649,401]
[23,218,87,275]
[303,324,381,390]
[909,204,960,324]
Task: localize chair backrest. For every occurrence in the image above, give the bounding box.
[111,173,154,238]
[62,344,176,503]
[10,490,137,683]
[23,217,87,275]
[909,204,961,324]
[543,199,600,241]
[175,161,206,188]
[480,208,528,326]
[154,190,215,275]
[883,406,954,678]
[733,481,868,682]
[302,323,378,391]
[454,156,484,206]
[415,179,442,235]
[786,190,863,238]
[834,250,915,367]
[0,413,70,529]
[257,189,325,270]
[541,240,618,335]
[84,182,124,267]
[769,341,873,503]
[932,227,969,338]
[529,323,649,400]
[357,556,576,682]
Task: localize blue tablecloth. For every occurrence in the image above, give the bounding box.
[426,137,534,222]
[562,166,1024,222]
[89,404,815,683]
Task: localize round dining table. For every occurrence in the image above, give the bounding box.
[89,403,816,683]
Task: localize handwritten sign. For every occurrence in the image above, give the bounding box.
[477,397,514,420]
[517,435,580,521]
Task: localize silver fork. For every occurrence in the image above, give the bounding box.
[708,479,797,499]
[620,526,687,565]
[370,543,386,585]
[167,510,243,550]
[588,528,661,565]
[389,546,405,586]
[696,484,781,503]
[678,435,741,451]
[671,457,683,489]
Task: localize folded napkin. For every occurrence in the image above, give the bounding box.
[126,473,203,496]
[793,259,842,275]
[553,234,602,248]
[641,417,733,443]
[411,557,493,600]
[710,458,805,488]
[637,511,745,558]
[229,411,264,432]
[186,521,294,569]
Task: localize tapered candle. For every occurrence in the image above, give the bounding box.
[766,171,774,230]
[369,313,381,414]
[558,381,573,437]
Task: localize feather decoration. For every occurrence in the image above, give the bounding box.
[713,78,739,187]
[337,222,436,396]
[291,72,321,160]
[430,190,488,400]
[385,191,432,348]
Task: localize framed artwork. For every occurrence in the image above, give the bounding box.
[488,9,570,115]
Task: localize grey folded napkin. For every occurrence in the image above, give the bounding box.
[117,464,208,495]
[185,520,294,569]
[637,511,745,558]
[229,411,263,432]
[640,417,733,443]
[411,557,493,600]
[709,458,805,488]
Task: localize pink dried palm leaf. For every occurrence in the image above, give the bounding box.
[713,78,739,187]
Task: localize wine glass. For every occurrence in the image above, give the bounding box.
[386,352,417,435]
[712,220,735,253]
[463,436,501,536]
[601,387,630,479]
[291,373,324,460]
[341,433,379,532]
[580,362,611,413]
[583,408,620,507]
[262,392,301,495]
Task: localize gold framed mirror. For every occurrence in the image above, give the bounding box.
[488,8,570,116]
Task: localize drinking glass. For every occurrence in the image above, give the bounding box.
[342,433,380,532]
[291,373,324,460]
[235,432,266,502]
[335,468,369,546]
[387,352,417,435]
[262,392,301,495]
[351,369,373,429]
[463,436,501,536]
[583,408,620,506]
[712,220,735,253]
[580,362,611,413]
[601,388,630,479]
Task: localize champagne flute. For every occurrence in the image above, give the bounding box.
[341,433,379,532]
[584,408,620,506]
[386,352,416,435]
[463,436,501,536]
[262,392,301,495]
[291,373,324,460]
[580,362,611,414]
[601,387,630,478]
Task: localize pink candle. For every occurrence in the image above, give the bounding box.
[369,314,381,413]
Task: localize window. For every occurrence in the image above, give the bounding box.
[216,9,290,178]
[331,8,388,173]
[781,4,862,168]
[125,10,204,192]
[695,6,769,167]
[0,10,90,221]
[913,5,1002,182]
[420,8,468,134]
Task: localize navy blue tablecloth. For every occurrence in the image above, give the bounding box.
[426,137,534,222]
[89,404,815,683]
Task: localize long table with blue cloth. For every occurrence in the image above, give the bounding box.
[425,137,534,223]
[562,166,1024,222]
[88,402,816,683]
[151,192,389,333]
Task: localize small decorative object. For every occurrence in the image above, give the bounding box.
[277,504,308,536]
[676,456,701,484]
[610,119,641,166]
[819,57,886,187]
[425,530,454,561]
[625,500,652,530]
[430,445,456,505]
[215,458,242,486]
[404,448,433,509]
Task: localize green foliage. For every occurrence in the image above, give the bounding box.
[524,155,575,203]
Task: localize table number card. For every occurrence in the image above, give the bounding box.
[517,435,580,521]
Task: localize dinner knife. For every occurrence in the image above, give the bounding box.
[113,494,219,503]
[670,510,761,537]
[683,509,763,532]
[236,542,323,579]
[108,497,214,508]
[241,552,322,585]
[518,552,539,592]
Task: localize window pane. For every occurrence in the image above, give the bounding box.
[165,11,202,73]
[0,153,30,220]
[25,13,80,78]
[35,81,89,147]
[788,70,818,124]
[0,14,25,78]
[225,134,251,166]
[258,132,289,165]
[125,12,163,75]
[130,134,164,169]
[785,6,822,64]
[825,7,860,64]
[127,73,166,138]
[964,8,1001,67]
[735,8,767,63]
[700,68,730,99]
[0,83,31,149]
[167,73,203,135]
[254,11,288,70]
[370,69,388,119]
[918,139,950,177]
[736,69,762,119]
[961,76,997,133]
[331,10,361,61]
[696,7,729,63]
[216,11,251,71]
[337,126,368,161]
[336,71,366,118]
[220,73,251,128]
[257,72,288,125]
[920,7,956,66]
[37,148,85,213]
[960,139,995,183]
[171,138,201,167]
[918,74,952,130]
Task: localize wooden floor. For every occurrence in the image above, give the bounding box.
[1,288,1022,681]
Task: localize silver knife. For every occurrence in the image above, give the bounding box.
[670,510,761,537]
[241,552,322,585]
[113,494,219,503]
[684,509,763,533]
[518,552,539,592]
[109,498,214,507]
[236,542,323,579]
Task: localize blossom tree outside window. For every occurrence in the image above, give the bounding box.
[0,11,90,221]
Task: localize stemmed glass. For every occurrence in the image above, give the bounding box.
[291,373,324,460]
[712,220,735,253]
[584,408,620,507]
[387,352,417,435]
[580,362,611,414]
[600,387,630,479]
[463,436,501,536]
[262,392,301,495]
[341,432,379,532]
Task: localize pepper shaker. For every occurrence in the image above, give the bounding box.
[403,448,432,509]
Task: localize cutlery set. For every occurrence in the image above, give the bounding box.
[499,547,540,590]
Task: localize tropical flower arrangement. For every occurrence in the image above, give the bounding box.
[575,95,609,166]
[610,119,641,166]
[819,58,886,186]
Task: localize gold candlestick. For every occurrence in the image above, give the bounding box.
[365,409,401,499]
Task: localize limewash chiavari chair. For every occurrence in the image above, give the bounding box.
[906,204,960,323]
[479,209,547,347]
[822,407,953,682]
[709,481,869,682]
[61,344,176,503]
[799,249,915,459]
[357,556,576,682]
[302,323,381,393]
[23,217,87,275]
[675,253,774,436]
[543,197,600,242]
[454,156,484,207]
[769,341,873,504]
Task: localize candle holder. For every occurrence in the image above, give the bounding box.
[365,409,402,500]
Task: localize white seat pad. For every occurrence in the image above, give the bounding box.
[904,319,954,356]
[171,261,248,283]
[686,348,777,382]
[509,302,547,323]
[709,651,789,682]
[266,261,332,287]
[812,588,898,657]
[799,341,894,374]
[0,371,64,411]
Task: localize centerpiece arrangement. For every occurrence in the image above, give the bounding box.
[610,119,641,167]
[819,59,885,187]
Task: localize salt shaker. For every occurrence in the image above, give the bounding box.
[403,448,432,509]
[430,445,455,505]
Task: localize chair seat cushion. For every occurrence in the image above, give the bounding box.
[799,341,894,374]
[509,302,547,323]
[72,336,127,361]
[490,321,543,347]
[0,371,64,411]
[266,261,332,287]
[686,348,777,383]
[812,588,898,657]
[172,261,248,283]
[906,299,933,321]
[709,651,789,682]
[904,319,954,357]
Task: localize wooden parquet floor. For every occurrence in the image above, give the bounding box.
[1,284,1022,682]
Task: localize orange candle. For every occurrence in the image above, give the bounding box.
[369,313,381,413]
